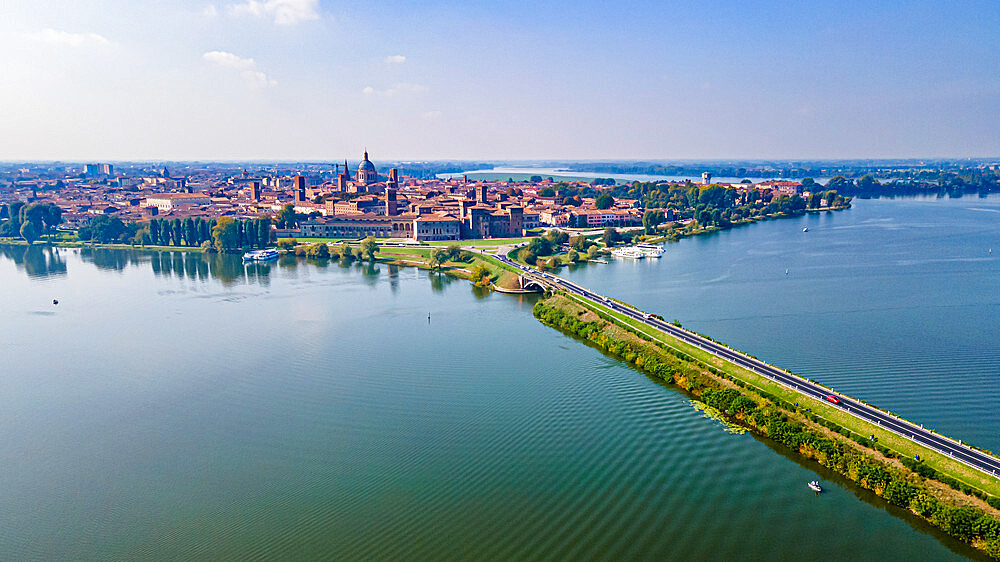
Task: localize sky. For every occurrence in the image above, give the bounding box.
[1,0,999,161]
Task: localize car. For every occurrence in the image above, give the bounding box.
[825,394,841,404]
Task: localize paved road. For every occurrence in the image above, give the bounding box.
[495,252,1000,480]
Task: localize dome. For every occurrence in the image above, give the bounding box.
[357,150,377,185]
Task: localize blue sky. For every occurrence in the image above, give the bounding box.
[1,0,998,160]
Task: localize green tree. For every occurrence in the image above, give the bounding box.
[20,220,40,244]
[199,218,210,244]
[430,248,450,270]
[566,249,579,263]
[305,243,330,259]
[132,226,150,246]
[360,236,379,261]
[212,217,239,252]
[149,219,160,245]
[245,220,258,248]
[587,245,599,259]
[257,218,270,248]
[88,215,127,243]
[527,236,552,256]
[601,227,618,247]
[276,203,297,228]
[595,193,614,209]
[8,201,25,230]
[171,219,182,246]
[642,209,665,234]
[184,218,197,247]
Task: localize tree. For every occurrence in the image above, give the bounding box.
[642,209,665,234]
[430,248,450,270]
[527,236,553,256]
[88,215,127,243]
[171,219,182,247]
[132,226,150,246]
[587,245,599,259]
[256,218,270,248]
[244,220,257,248]
[360,236,379,261]
[469,263,492,287]
[530,175,544,183]
[184,218,197,247]
[801,177,817,190]
[20,220,40,245]
[212,217,239,252]
[602,227,618,247]
[149,220,160,245]
[8,201,25,230]
[199,218,211,244]
[566,249,579,263]
[595,193,614,209]
[276,203,297,228]
[305,243,330,259]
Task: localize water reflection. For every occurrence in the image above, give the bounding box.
[1,246,475,292]
[0,245,68,278]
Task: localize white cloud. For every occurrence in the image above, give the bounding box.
[202,4,219,18]
[422,110,442,121]
[362,83,428,97]
[229,0,319,25]
[203,50,256,70]
[243,70,277,88]
[203,51,275,87]
[384,55,406,64]
[25,28,115,47]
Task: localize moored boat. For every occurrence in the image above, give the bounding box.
[243,248,280,261]
[611,246,645,259]
[635,243,664,258]
[808,480,822,492]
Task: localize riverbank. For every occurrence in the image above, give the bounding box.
[533,294,1000,558]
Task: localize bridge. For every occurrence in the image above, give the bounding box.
[494,250,1000,481]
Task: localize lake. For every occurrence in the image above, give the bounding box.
[0,196,994,559]
[559,194,1000,455]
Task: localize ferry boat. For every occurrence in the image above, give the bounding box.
[635,243,664,258]
[808,480,823,492]
[243,248,280,261]
[611,246,645,259]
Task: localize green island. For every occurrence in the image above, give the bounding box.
[531,293,1000,558]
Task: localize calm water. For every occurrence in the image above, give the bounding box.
[561,195,1000,455]
[0,199,991,559]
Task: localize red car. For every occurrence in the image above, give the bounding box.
[825,394,841,405]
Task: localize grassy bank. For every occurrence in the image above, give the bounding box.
[533,293,1000,558]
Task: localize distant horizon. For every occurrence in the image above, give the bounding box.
[3,156,999,166]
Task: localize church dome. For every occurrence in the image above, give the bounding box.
[359,151,376,173]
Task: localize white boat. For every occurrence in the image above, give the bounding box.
[808,480,822,492]
[802,227,809,232]
[611,246,645,259]
[243,248,279,261]
[635,243,664,258]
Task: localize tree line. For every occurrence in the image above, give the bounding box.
[0,202,63,244]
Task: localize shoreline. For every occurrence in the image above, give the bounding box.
[532,294,1000,558]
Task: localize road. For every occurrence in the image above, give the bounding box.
[495,251,1000,480]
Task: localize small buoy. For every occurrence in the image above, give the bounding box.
[52,299,59,305]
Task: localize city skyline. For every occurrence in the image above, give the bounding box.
[2,0,999,160]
